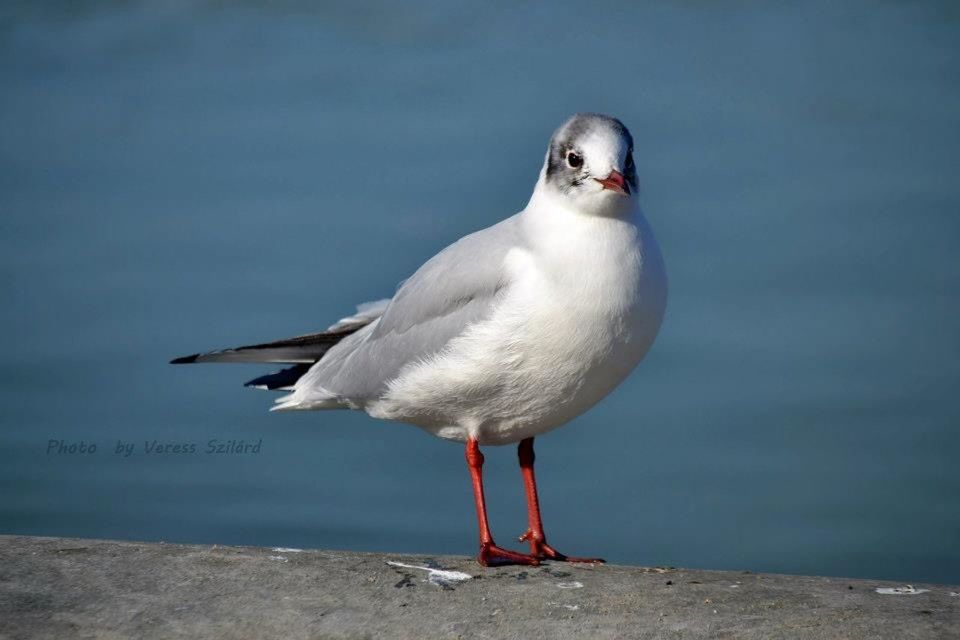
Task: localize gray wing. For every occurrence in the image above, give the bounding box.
[279,213,526,407]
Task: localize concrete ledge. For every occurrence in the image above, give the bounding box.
[0,535,956,639]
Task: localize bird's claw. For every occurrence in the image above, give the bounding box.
[518,529,605,563]
[477,542,540,567]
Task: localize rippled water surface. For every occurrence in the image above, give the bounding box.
[1,1,958,583]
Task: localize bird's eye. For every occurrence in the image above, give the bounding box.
[566,151,583,169]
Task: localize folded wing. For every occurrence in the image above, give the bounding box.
[274,214,525,410]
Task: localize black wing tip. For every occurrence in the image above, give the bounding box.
[243,363,311,390]
[170,354,199,364]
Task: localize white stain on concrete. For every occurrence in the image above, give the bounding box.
[268,555,289,562]
[875,585,929,595]
[557,581,584,589]
[387,561,473,587]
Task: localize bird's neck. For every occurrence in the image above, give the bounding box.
[525,178,639,223]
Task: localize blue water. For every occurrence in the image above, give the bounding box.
[1,2,958,584]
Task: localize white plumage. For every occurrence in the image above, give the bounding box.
[271,116,667,446]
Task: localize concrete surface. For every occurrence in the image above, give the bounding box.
[0,535,956,639]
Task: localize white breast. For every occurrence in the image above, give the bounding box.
[370,202,667,445]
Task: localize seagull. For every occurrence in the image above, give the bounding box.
[172,113,668,566]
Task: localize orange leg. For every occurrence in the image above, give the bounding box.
[517,437,604,563]
[465,438,539,567]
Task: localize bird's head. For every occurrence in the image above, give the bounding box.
[538,113,638,216]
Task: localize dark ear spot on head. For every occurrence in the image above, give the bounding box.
[545,139,566,180]
[625,150,638,190]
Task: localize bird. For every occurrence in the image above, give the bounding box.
[172,113,668,566]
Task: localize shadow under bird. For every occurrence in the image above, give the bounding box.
[172,113,668,566]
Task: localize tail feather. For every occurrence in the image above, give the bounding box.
[271,386,343,411]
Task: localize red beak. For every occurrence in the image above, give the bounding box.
[594,170,630,196]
